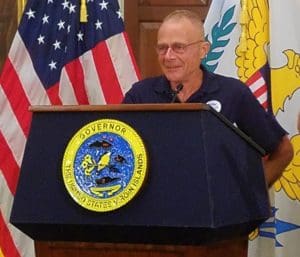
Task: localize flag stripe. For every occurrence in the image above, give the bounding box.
[46,83,63,105]
[247,76,265,92]
[9,33,51,106]
[80,51,106,104]
[106,33,140,95]
[0,171,21,257]
[0,171,35,257]
[0,211,21,257]
[58,68,80,104]
[253,85,267,99]
[0,169,15,220]
[0,87,27,170]
[261,101,268,110]
[64,59,89,104]
[256,92,268,106]
[92,41,124,103]
[123,32,141,80]
[0,133,20,195]
[0,61,31,137]
[246,71,268,108]
[245,70,261,85]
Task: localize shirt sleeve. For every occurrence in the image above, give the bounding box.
[236,86,287,154]
[122,82,141,103]
[122,91,135,103]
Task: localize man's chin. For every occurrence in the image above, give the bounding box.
[164,73,183,83]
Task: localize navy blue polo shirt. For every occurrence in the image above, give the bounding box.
[123,67,287,154]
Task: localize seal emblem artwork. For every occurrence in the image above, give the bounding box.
[62,119,147,212]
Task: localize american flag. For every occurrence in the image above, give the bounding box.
[0,0,139,256]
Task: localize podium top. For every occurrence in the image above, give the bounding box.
[29,103,265,156]
[29,103,210,112]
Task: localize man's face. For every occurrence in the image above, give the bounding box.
[157,18,207,85]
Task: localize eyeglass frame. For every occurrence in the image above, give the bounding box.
[155,40,204,55]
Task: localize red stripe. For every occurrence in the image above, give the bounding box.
[64,59,89,104]
[245,70,261,86]
[123,32,141,80]
[92,42,123,104]
[252,84,267,98]
[245,70,268,109]
[0,212,21,257]
[0,132,20,195]
[46,83,62,105]
[261,101,268,110]
[0,59,32,137]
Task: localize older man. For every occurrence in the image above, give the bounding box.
[123,9,293,187]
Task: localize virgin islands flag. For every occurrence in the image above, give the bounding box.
[203,0,300,256]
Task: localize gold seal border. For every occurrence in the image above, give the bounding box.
[62,119,148,212]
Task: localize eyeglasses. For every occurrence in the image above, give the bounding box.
[155,40,203,55]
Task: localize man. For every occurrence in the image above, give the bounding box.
[123,9,293,187]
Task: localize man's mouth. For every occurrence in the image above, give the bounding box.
[165,65,181,70]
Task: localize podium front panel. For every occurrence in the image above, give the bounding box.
[10,107,269,244]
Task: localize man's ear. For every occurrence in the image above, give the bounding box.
[200,41,210,59]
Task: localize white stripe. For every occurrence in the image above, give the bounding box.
[248,76,266,93]
[0,170,14,222]
[80,51,106,104]
[8,32,51,105]
[106,33,139,95]
[257,92,268,104]
[59,68,78,104]
[0,171,35,257]
[0,86,26,166]
[9,225,35,257]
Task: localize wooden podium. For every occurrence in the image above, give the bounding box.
[10,104,270,257]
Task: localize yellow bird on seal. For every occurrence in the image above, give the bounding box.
[97,152,111,171]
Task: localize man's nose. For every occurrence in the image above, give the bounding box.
[165,47,176,58]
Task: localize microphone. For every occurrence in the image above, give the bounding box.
[171,83,184,103]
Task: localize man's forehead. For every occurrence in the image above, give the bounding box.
[158,19,201,41]
[161,17,194,27]
[159,18,202,34]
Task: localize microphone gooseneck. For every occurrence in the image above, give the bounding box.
[171,84,184,103]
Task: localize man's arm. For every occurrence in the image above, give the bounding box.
[263,135,294,187]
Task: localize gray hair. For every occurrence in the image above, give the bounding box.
[162,10,205,39]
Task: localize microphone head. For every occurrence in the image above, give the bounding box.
[176,83,184,93]
[171,84,184,103]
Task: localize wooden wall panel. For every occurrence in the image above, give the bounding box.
[124,0,211,79]
[139,22,161,77]
[0,0,17,72]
